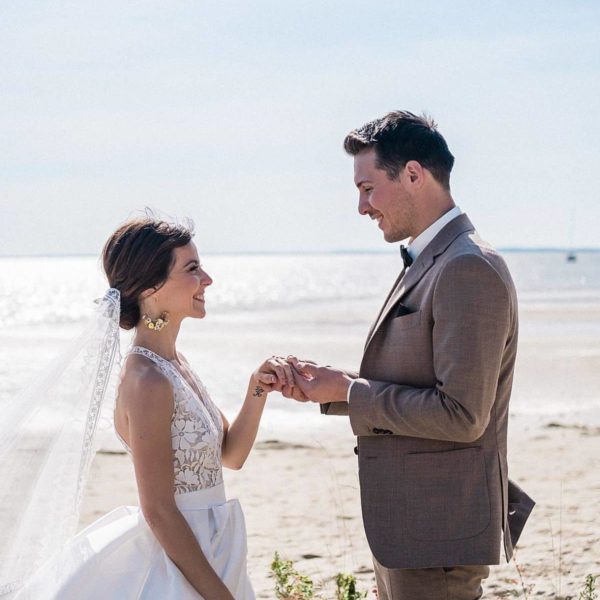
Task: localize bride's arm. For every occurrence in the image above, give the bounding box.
[220,358,291,470]
[124,368,234,600]
[220,374,268,470]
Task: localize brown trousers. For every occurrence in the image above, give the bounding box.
[373,556,490,600]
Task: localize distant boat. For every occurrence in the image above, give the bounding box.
[566,208,577,262]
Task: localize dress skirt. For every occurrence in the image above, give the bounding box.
[13,483,255,599]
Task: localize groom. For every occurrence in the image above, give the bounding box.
[282,111,534,599]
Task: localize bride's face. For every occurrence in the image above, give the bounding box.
[146,242,213,320]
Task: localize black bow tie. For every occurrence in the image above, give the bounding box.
[400,244,414,269]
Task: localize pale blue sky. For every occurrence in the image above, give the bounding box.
[1,0,599,256]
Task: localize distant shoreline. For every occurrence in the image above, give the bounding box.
[1,247,600,259]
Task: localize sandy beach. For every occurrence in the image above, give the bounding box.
[78,294,600,599]
[2,252,598,598]
[82,418,600,599]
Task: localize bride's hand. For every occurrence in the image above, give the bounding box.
[251,356,296,397]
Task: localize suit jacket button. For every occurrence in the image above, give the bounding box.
[353,446,358,455]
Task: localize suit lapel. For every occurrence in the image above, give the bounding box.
[364,254,435,351]
[364,266,407,349]
[363,213,476,353]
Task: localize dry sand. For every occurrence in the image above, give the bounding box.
[81,417,600,599]
[78,297,600,598]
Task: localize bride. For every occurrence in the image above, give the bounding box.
[3,216,296,599]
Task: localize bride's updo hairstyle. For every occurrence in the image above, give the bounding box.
[102,215,195,330]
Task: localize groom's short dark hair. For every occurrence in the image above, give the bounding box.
[344,111,455,190]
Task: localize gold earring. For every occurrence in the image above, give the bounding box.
[141,311,170,331]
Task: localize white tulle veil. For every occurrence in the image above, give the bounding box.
[0,288,122,597]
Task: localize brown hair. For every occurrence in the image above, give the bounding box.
[343,111,455,190]
[102,216,194,330]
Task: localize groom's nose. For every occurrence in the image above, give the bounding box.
[358,193,371,216]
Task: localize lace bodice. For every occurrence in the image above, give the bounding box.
[117,346,224,495]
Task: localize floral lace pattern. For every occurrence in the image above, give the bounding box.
[122,346,224,494]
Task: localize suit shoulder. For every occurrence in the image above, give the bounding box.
[444,251,501,272]
[442,230,511,279]
[435,251,510,299]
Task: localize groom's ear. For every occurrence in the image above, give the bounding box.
[403,160,425,187]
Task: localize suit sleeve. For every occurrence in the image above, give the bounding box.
[348,254,512,442]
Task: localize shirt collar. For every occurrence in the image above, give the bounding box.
[406,205,462,262]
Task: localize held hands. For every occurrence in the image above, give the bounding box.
[252,356,352,404]
[287,357,353,404]
[251,357,302,400]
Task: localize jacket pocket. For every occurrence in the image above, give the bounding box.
[389,309,422,330]
[403,447,490,541]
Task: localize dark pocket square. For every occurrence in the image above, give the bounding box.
[390,302,413,319]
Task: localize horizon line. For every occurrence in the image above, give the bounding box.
[1,247,599,259]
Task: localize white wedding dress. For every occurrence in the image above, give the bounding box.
[14,345,255,600]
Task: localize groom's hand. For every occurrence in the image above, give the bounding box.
[286,357,352,404]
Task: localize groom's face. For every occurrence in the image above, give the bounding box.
[354,148,415,243]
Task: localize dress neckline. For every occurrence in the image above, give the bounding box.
[130,345,179,364]
[128,345,206,407]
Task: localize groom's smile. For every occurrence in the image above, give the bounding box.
[353,148,416,244]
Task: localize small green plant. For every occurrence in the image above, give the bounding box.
[270,552,368,599]
[579,574,598,600]
[335,573,367,600]
[271,552,315,599]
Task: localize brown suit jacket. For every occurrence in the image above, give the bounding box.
[322,213,534,569]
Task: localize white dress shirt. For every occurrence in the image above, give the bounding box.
[345,205,463,402]
[405,205,462,264]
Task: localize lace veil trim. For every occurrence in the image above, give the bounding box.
[0,289,122,596]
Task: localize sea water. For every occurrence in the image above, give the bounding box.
[1,251,599,433]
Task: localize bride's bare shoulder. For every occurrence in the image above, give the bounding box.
[118,354,173,410]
